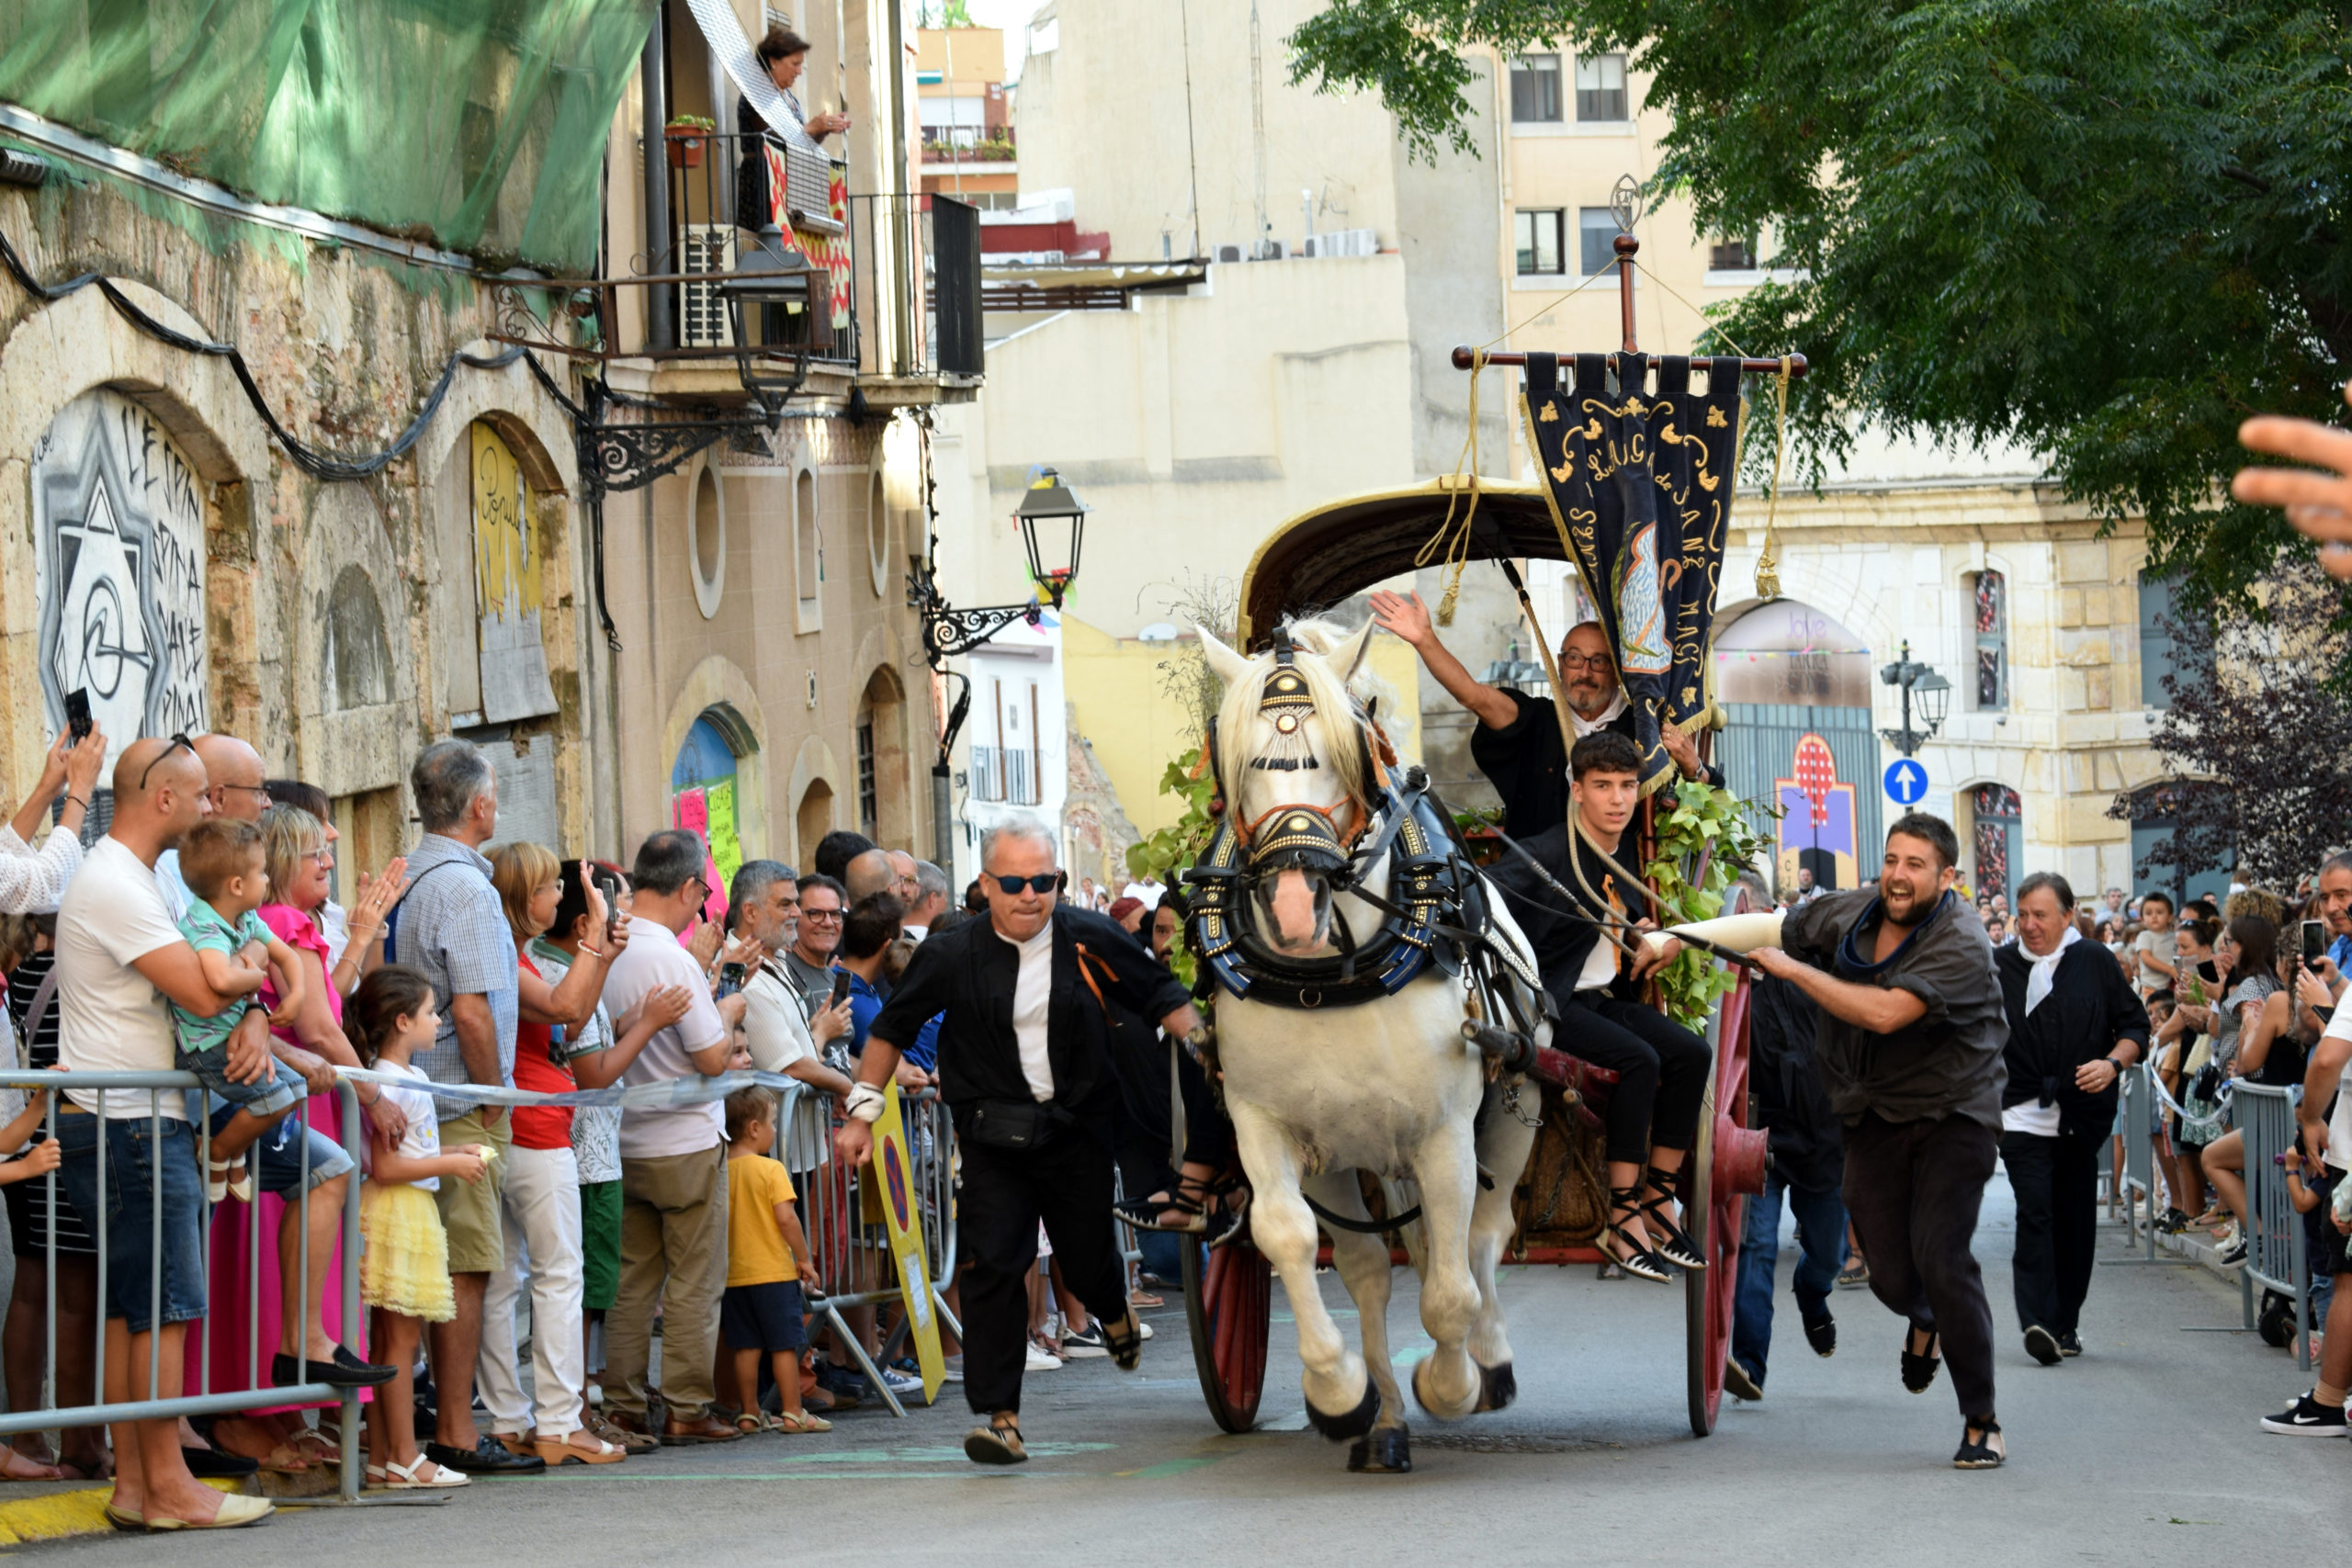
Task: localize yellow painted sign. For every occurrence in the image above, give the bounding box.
[867,1082,944,1404]
[469,421,558,723]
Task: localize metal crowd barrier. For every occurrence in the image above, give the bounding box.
[0,1070,363,1504]
[2106,1065,2165,1263]
[772,1080,960,1417]
[2234,1082,2312,1370]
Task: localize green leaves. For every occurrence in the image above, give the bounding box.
[1644,780,1776,1029]
[1288,0,2352,632]
[1125,749,1219,986]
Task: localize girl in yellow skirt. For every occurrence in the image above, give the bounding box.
[349,965,491,1490]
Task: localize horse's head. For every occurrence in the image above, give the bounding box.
[1198,615,1381,958]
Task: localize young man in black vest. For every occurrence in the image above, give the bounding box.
[839,817,1198,1466]
[1994,871,2149,1366]
[1750,813,2011,1469]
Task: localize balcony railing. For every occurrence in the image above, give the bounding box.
[970,745,1039,806]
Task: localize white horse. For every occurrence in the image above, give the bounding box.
[1195,617,1548,1472]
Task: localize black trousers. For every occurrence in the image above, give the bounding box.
[1842,1111,1999,1419]
[957,1129,1128,1416]
[2000,1128,2102,1337]
[1558,992,1712,1164]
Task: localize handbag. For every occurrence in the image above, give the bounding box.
[964,1098,1054,1152]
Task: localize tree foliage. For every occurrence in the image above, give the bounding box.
[1287,0,2352,623]
[2112,558,2352,888]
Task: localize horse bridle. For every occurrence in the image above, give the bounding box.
[1224,628,1378,876]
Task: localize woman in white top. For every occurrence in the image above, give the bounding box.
[0,726,106,914]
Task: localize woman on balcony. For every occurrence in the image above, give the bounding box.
[736,25,850,232]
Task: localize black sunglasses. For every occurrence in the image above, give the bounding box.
[138,733,195,791]
[992,873,1064,896]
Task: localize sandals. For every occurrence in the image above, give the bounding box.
[775,1409,832,1434]
[1600,1185,1675,1283]
[368,1454,470,1489]
[1952,1417,2005,1470]
[1901,1325,1941,1393]
[1115,1174,1250,1247]
[1639,1166,1706,1271]
[203,1154,254,1206]
[964,1416,1027,1466]
[1101,1310,1145,1372]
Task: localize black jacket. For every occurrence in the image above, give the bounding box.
[868,905,1190,1125]
[1486,820,1643,1007]
[1469,688,1724,835]
[1994,939,2152,1138]
[1747,972,1843,1190]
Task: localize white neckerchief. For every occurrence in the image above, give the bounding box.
[2023,924,2081,1015]
[1010,920,1056,1102]
[1568,690,1628,738]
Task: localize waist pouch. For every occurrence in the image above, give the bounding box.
[964,1098,1059,1152]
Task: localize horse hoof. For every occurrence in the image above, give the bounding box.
[1347,1426,1412,1473]
[1474,1361,1517,1414]
[1306,1380,1381,1442]
[1411,1355,1480,1423]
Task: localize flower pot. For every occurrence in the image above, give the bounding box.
[664,129,706,168]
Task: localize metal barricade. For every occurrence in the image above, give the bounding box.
[2234,1082,2312,1369]
[0,1070,364,1504]
[2111,1065,2161,1262]
[772,1081,960,1416]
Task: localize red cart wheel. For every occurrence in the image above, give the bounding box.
[1182,1219,1272,1434]
[1688,965,1760,1437]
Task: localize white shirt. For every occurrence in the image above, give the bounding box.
[1012,921,1056,1101]
[374,1060,444,1190]
[153,846,191,923]
[741,958,830,1169]
[604,923,730,1159]
[1569,690,1630,738]
[1119,882,1164,910]
[2000,927,2079,1137]
[0,823,81,915]
[56,836,187,1119]
[2324,1002,2352,1174]
[1576,930,1620,993]
[901,925,928,943]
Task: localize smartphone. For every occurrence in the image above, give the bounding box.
[717,961,747,999]
[2197,958,2219,985]
[593,868,624,943]
[62,688,91,743]
[2304,919,2328,968]
[829,970,853,1009]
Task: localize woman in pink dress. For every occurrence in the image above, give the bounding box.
[197,804,405,1472]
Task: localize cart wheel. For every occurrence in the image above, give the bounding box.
[1182,1219,1272,1434]
[1688,971,1756,1438]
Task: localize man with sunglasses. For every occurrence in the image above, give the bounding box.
[1367,592,1720,834]
[839,818,1198,1466]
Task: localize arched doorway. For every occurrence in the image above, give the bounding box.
[671,706,754,923]
[797,780,835,864]
[855,667,910,847]
[1713,602,1882,898]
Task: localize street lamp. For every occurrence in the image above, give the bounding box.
[908,468,1094,666]
[1878,640,1951,757]
[720,224,815,412]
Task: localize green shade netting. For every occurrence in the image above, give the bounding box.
[0,0,656,272]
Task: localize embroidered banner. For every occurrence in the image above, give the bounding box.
[1520,353,1744,795]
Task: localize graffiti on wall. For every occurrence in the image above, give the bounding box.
[471,421,558,725]
[29,390,209,767]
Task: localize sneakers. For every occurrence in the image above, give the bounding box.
[940,1353,965,1384]
[877,1368,923,1400]
[2219,1236,2248,1268]
[1802,1307,1837,1359]
[2261,1392,2350,1437]
[1061,1323,1109,1359]
[2057,1330,2082,1359]
[2156,1207,2191,1235]
[1024,1344,1064,1371]
[2023,1325,2063,1367]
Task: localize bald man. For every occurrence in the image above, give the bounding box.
[50,739,274,1529]
[1369,591,1720,834]
[153,733,269,922]
[843,847,897,904]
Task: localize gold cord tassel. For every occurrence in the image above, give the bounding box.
[1754,355,1792,601]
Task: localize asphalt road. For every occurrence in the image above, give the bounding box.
[33,1182,2340,1566]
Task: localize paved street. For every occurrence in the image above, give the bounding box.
[33,1183,2340,1566]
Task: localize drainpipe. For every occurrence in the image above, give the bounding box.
[641,15,674,350]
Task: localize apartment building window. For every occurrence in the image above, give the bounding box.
[1971,569,2007,710]
[1575,53,1629,121]
[1514,209,1565,275]
[1579,208,1621,275]
[1709,235,1758,271]
[1510,54,1562,123]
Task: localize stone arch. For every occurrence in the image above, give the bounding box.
[291,481,420,800]
[786,733,844,868]
[657,656,771,859]
[855,662,914,847]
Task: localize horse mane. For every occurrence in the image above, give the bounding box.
[1212,615,1385,814]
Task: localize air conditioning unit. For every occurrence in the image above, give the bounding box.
[680,224,736,348]
[1216,243,1243,263]
[1303,228,1378,258]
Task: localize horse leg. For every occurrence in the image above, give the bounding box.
[1467,1077,1542,1414]
[1230,1108,1374,1439]
[1407,1120,1485,1422]
[1304,1172,1411,1473]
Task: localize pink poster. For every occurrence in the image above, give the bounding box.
[671,788,729,928]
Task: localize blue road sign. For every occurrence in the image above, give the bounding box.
[1883,757,1929,807]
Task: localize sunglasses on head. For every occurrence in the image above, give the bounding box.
[992,873,1064,896]
[138,733,195,791]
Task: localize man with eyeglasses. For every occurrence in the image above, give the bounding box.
[838,817,1197,1465]
[784,874,848,1002]
[1368,592,1719,834]
[153,733,274,921]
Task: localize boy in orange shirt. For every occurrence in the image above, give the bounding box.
[721,1088,828,1433]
